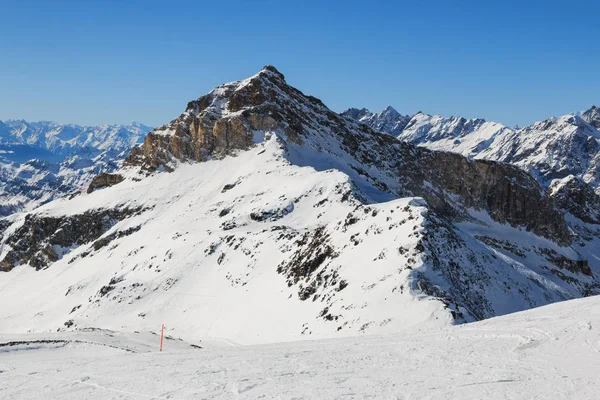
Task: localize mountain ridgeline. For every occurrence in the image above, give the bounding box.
[0,66,597,343]
[123,66,570,245]
[343,105,600,193]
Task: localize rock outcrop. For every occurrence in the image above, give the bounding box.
[87,173,125,193]
[0,207,143,271]
[125,66,288,171]
[399,150,572,246]
[549,175,600,224]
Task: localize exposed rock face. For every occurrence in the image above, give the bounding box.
[87,173,124,193]
[536,247,592,276]
[549,175,600,224]
[0,207,143,271]
[125,66,291,171]
[399,150,572,246]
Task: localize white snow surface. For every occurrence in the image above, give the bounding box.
[1,295,599,399]
[0,134,453,344]
[1,131,597,347]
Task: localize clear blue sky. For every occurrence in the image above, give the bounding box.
[1,0,598,128]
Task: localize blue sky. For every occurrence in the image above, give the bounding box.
[1,0,598,128]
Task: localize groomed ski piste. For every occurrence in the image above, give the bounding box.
[1,295,599,399]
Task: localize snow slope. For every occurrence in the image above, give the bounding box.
[0,136,453,344]
[0,66,597,347]
[1,295,599,399]
[0,124,595,344]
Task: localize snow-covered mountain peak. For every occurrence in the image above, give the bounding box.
[395,112,510,159]
[480,112,600,188]
[348,103,600,192]
[521,111,600,140]
[380,105,400,116]
[127,64,362,171]
[122,67,571,244]
[199,65,287,110]
[342,105,411,137]
[582,105,600,130]
[341,108,372,121]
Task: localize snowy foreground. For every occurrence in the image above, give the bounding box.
[1,296,599,399]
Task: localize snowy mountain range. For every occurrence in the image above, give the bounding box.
[0,66,597,346]
[0,120,150,215]
[0,120,151,155]
[343,106,412,137]
[343,105,600,192]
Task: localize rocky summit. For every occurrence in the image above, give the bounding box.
[0,66,598,344]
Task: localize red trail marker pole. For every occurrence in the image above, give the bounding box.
[160,324,165,352]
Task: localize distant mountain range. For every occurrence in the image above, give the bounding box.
[343,105,600,192]
[0,120,151,156]
[0,120,150,215]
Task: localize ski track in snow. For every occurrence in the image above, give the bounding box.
[1,296,599,399]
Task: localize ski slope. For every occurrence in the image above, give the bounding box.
[0,133,452,344]
[1,295,599,399]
